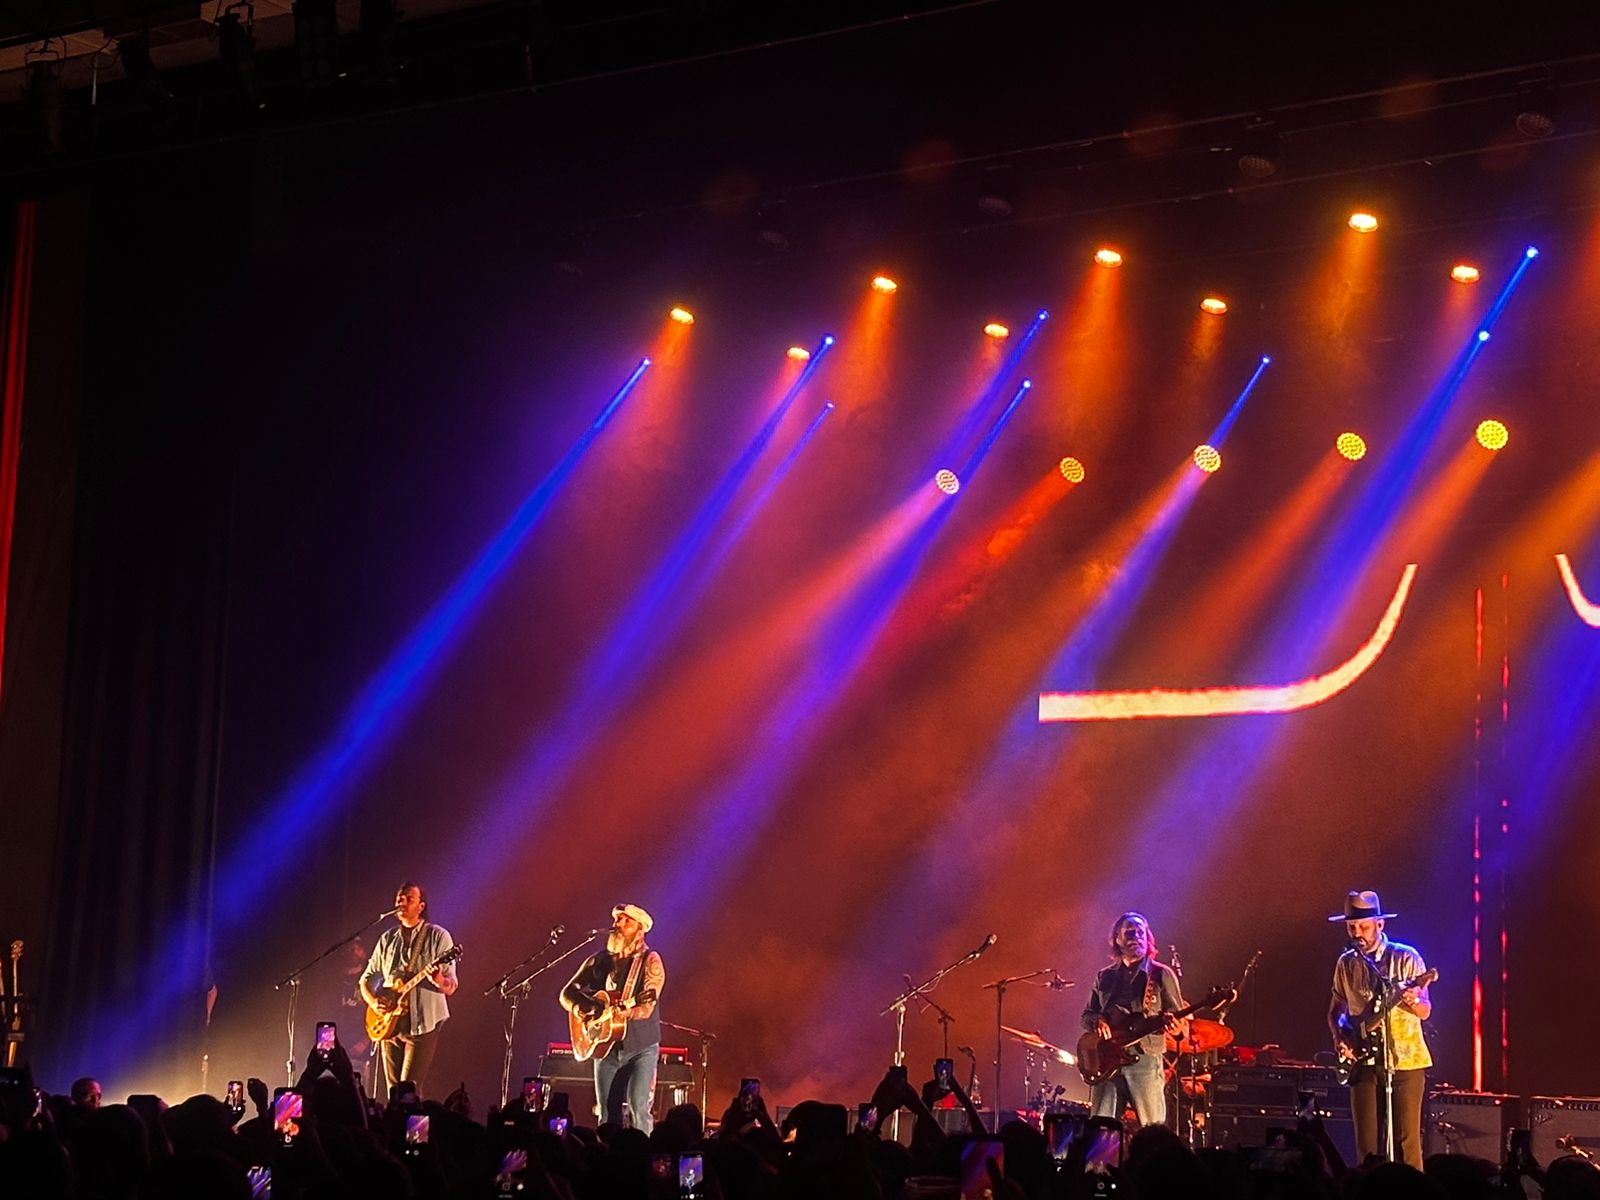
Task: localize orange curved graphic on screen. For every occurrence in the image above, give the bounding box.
[1038,563,1418,722]
[1555,554,1600,627]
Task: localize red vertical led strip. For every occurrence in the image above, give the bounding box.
[1499,572,1511,1085]
[1471,585,1484,1091]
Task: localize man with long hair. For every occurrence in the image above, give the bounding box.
[360,882,459,1099]
[1080,911,1184,1127]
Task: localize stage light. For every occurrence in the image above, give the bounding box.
[1477,330,1491,342]
[1058,457,1086,484]
[934,469,961,494]
[786,346,811,361]
[1525,246,1540,259]
[1236,116,1281,179]
[1450,264,1481,284]
[1336,432,1367,461]
[1514,75,1558,140]
[984,322,1010,339]
[1192,444,1222,473]
[871,275,899,294]
[1094,247,1123,268]
[1348,212,1378,233]
[1475,419,1509,450]
[668,306,695,325]
[1200,296,1228,315]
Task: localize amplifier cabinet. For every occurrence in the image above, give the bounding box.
[1528,1095,1600,1164]
[1210,1067,1302,1111]
[1209,1107,1357,1166]
[1424,1090,1516,1162]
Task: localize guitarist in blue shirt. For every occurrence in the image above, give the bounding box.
[360,883,459,1100]
[560,903,667,1133]
[1079,911,1185,1128]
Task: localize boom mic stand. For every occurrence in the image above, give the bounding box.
[981,967,1064,1132]
[485,929,600,1108]
[880,936,995,1141]
[662,1019,715,1117]
[274,908,399,1086]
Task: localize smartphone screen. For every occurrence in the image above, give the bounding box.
[934,1058,954,1089]
[273,1091,302,1145]
[405,1113,430,1150]
[496,1149,527,1195]
[959,1136,1004,1200]
[739,1078,760,1101]
[522,1076,545,1111]
[315,1022,337,1054]
[1084,1119,1122,1171]
[677,1152,706,1199]
[246,1164,271,1200]
[226,1080,245,1109]
[547,1114,569,1136]
[1044,1110,1088,1161]
[857,1103,878,1133]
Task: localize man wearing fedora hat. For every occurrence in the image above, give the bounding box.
[561,903,666,1132]
[1327,889,1432,1167]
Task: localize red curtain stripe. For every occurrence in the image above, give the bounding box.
[0,200,37,713]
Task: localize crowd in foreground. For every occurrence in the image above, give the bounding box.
[1,1045,1597,1200]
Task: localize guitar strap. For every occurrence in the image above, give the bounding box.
[618,948,645,1007]
[399,922,427,979]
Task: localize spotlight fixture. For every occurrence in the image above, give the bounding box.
[1093,247,1123,268]
[1514,74,1558,139]
[1335,432,1367,461]
[1200,296,1228,315]
[1450,264,1481,284]
[668,306,695,325]
[983,322,1010,339]
[934,469,961,494]
[1475,419,1509,451]
[1192,444,1222,474]
[975,163,1017,219]
[1524,245,1540,259]
[786,346,811,362]
[1236,116,1281,179]
[871,275,899,294]
[1348,212,1379,233]
[1058,457,1086,484]
[1476,330,1491,342]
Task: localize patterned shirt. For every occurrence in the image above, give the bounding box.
[1331,934,1431,1071]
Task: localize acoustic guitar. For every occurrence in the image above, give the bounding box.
[1076,985,1235,1086]
[365,944,463,1042]
[569,987,658,1062]
[1334,967,1437,1085]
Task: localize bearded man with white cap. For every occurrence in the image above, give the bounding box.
[1327,889,1432,1168]
[560,902,667,1132]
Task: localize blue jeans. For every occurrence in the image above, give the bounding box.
[1090,1047,1165,1128]
[594,1040,659,1133]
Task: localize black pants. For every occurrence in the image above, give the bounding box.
[379,1027,440,1100]
[1349,1066,1425,1168]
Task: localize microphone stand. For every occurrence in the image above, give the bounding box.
[486,929,601,1109]
[1351,945,1397,1161]
[879,944,990,1141]
[981,968,1055,1132]
[662,1019,716,1117]
[273,909,397,1086]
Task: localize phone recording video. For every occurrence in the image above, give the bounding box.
[315,1022,337,1055]
[739,1078,760,1113]
[522,1076,546,1112]
[246,1164,272,1200]
[496,1149,528,1196]
[677,1152,707,1199]
[272,1090,303,1146]
[1083,1116,1122,1171]
[1044,1109,1088,1161]
[546,1113,570,1137]
[226,1080,245,1112]
[934,1057,954,1090]
[958,1135,1004,1200]
[857,1103,879,1133]
[405,1113,430,1154]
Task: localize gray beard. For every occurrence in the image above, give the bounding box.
[607,931,642,957]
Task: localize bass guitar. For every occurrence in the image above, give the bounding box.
[365,944,464,1042]
[569,987,658,1062]
[1334,967,1437,1085]
[1077,985,1235,1086]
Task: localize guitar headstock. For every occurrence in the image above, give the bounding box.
[1205,985,1237,1009]
[8,941,20,962]
[438,945,463,967]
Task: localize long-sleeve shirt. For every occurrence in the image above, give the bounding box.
[1080,958,1184,1057]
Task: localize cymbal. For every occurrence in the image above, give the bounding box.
[1000,1024,1077,1065]
[1166,1018,1235,1054]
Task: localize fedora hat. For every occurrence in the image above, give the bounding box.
[1328,890,1397,922]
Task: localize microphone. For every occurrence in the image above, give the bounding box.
[585,928,602,939]
[957,1045,975,1057]
[968,934,998,960]
[549,924,566,942]
[380,906,402,919]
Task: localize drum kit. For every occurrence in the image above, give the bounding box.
[998,1024,1086,1127]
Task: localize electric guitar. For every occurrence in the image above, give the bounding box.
[1076,985,1235,1086]
[1334,967,1437,1085]
[3,941,21,1067]
[365,944,463,1042]
[568,987,659,1062]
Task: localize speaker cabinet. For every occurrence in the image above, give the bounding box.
[1424,1090,1516,1162]
[1528,1095,1600,1164]
[1210,1107,1357,1166]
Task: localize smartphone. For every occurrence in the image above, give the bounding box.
[226,1080,245,1112]
[857,1103,879,1133]
[1083,1116,1122,1171]
[1044,1109,1087,1161]
[934,1058,954,1090]
[739,1077,760,1111]
[651,1153,674,1180]
[677,1152,707,1199]
[405,1113,430,1154]
[1296,1090,1318,1122]
[273,1089,303,1146]
[315,1022,337,1055]
[549,1090,570,1117]
[1507,1127,1532,1163]
[392,1080,419,1108]
[546,1113,569,1136]
[522,1076,546,1112]
[958,1135,1004,1200]
[246,1164,271,1200]
[496,1149,527,1196]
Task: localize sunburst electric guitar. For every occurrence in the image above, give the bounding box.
[365,945,463,1042]
[1076,986,1235,1086]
